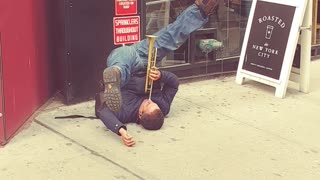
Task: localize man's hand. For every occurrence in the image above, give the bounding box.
[119,128,136,147]
[149,66,161,81]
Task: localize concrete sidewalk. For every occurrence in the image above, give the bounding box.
[0,60,319,180]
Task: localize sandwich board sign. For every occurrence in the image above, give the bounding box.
[236,0,310,98]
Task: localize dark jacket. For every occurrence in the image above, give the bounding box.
[96,71,179,135]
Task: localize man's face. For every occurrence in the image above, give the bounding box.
[144,100,160,114]
[139,99,160,118]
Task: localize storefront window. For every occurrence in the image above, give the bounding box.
[145,0,252,72]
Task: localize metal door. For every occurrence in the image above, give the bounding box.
[0,33,5,145]
[55,0,144,104]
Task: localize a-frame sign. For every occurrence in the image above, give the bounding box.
[236,0,311,98]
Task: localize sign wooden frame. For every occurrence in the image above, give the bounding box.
[236,0,310,98]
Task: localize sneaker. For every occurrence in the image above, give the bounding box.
[195,0,219,16]
[102,67,122,112]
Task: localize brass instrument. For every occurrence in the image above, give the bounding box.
[144,35,158,100]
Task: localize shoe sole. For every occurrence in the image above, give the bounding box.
[103,68,122,112]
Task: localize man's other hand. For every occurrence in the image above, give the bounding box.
[149,66,161,81]
[119,128,136,147]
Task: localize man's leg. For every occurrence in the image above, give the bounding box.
[136,1,218,61]
[102,45,138,112]
[102,67,122,112]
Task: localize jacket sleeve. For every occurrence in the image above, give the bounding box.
[96,107,127,136]
[158,70,179,115]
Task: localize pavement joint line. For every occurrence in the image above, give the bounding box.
[176,97,320,151]
[34,120,146,180]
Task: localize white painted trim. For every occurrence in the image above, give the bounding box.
[298,0,312,93]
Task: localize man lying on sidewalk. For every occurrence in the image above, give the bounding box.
[101,0,219,112]
[95,67,179,147]
[95,0,219,146]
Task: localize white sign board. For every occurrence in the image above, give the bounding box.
[236,0,309,98]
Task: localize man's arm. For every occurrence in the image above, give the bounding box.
[147,68,179,116]
[158,70,179,115]
[119,128,135,147]
[149,67,179,96]
[97,107,126,135]
[159,70,179,95]
[96,107,135,147]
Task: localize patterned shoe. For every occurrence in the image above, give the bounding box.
[195,0,219,16]
[103,67,122,112]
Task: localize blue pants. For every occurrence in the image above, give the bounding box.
[106,4,208,87]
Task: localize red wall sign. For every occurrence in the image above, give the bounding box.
[115,0,137,16]
[113,16,140,45]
